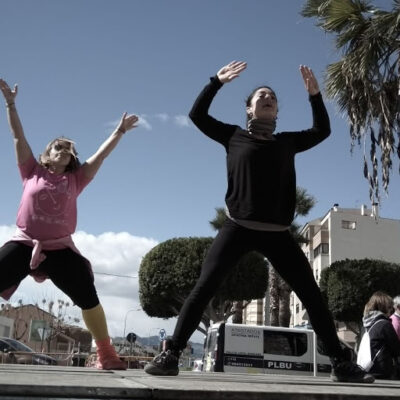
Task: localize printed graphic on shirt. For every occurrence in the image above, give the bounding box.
[32,178,72,226]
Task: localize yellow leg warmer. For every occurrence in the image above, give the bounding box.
[81,304,109,341]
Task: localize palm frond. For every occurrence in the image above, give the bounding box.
[303,0,400,200]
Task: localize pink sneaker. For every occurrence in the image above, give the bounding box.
[95,338,127,370]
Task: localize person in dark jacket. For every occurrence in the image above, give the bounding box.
[362,291,400,379]
[144,61,373,383]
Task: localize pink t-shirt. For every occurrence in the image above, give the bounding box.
[390,313,400,341]
[16,155,92,240]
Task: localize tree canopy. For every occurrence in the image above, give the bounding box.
[139,237,268,333]
[301,0,400,201]
[319,258,400,334]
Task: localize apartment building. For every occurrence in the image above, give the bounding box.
[243,205,400,342]
[291,204,400,342]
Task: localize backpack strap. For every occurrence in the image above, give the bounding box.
[367,319,387,366]
[366,318,386,333]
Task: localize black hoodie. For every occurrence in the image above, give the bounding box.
[362,311,400,379]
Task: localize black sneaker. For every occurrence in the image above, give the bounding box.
[331,359,375,383]
[144,350,179,376]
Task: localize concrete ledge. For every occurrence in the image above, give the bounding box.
[0,364,399,399]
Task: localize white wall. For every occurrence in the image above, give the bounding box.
[329,210,400,264]
[0,316,14,338]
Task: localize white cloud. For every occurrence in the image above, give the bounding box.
[0,225,16,242]
[104,119,121,130]
[174,115,190,127]
[137,115,152,131]
[104,113,190,133]
[155,113,170,123]
[73,230,157,300]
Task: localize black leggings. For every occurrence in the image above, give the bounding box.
[172,219,343,358]
[0,242,99,309]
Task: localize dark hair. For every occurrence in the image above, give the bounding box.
[39,137,81,172]
[364,291,394,316]
[245,86,278,123]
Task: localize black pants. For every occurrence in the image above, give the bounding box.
[172,219,343,358]
[0,241,99,309]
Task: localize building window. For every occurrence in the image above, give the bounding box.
[264,331,308,356]
[296,304,299,314]
[313,243,329,258]
[342,220,356,230]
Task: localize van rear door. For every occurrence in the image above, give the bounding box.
[223,324,264,373]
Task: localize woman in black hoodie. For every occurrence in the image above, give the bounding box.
[144,61,373,383]
[361,291,400,379]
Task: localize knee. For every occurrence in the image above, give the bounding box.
[73,292,99,310]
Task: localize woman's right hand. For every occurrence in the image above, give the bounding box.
[0,79,18,105]
[217,61,247,83]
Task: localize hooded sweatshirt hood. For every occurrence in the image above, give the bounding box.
[363,311,387,329]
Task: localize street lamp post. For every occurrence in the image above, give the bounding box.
[122,308,141,352]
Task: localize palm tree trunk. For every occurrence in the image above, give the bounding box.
[232,301,243,324]
[269,268,279,326]
[278,278,292,327]
[270,268,292,327]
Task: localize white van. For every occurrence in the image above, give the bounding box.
[203,322,354,376]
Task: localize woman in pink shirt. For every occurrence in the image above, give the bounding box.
[390,296,400,340]
[0,78,138,370]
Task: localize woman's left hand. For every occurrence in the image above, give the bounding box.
[300,65,320,96]
[116,112,139,134]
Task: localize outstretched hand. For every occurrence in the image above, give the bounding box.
[116,112,139,133]
[0,79,18,105]
[217,61,247,84]
[300,65,319,96]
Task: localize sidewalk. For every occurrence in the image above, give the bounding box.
[0,364,400,399]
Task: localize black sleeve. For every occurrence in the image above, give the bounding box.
[292,92,331,153]
[189,76,238,148]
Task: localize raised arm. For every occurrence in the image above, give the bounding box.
[300,65,320,96]
[0,79,33,164]
[189,61,247,146]
[293,65,331,153]
[82,112,138,180]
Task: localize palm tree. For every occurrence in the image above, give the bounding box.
[269,187,316,327]
[301,0,400,203]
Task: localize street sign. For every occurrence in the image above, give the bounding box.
[126,332,137,343]
[159,329,166,341]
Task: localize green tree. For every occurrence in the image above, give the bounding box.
[301,0,400,201]
[319,258,400,336]
[42,299,81,352]
[269,187,316,327]
[139,236,268,335]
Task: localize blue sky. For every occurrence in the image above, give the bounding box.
[0,0,398,343]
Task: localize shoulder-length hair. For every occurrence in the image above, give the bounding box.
[364,291,394,316]
[39,137,81,172]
